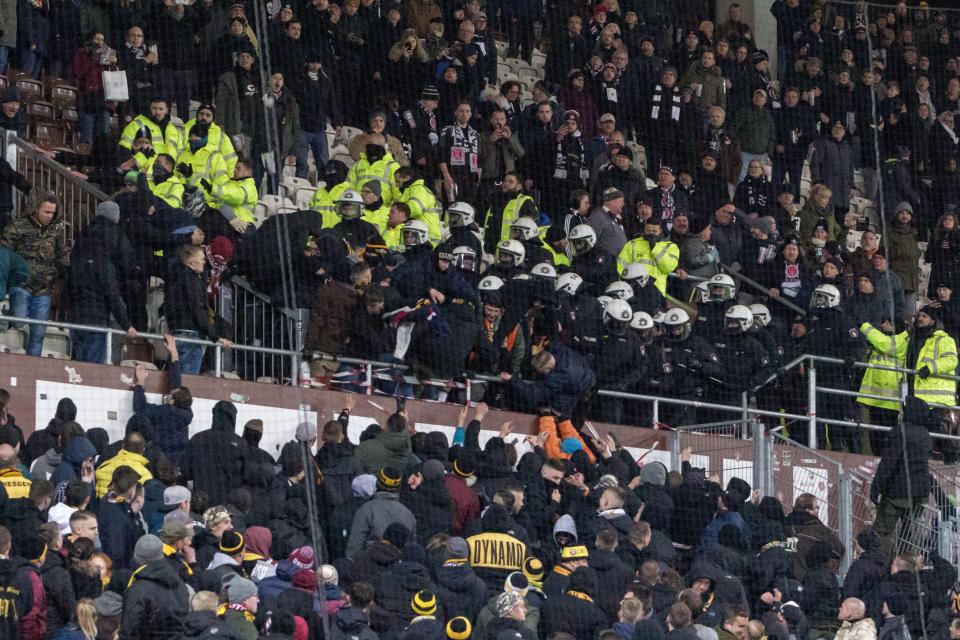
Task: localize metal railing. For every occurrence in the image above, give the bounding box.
[3,130,110,242]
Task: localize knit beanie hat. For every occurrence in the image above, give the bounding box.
[411,590,438,616]
[222,573,258,604]
[96,201,121,224]
[292,569,317,593]
[288,546,315,570]
[219,530,245,555]
[133,535,164,566]
[378,466,403,491]
[446,616,472,640]
[522,557,545,583]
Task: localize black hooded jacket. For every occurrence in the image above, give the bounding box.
[870,396,932,503]
[119,560,190,640]
[180,401,249,505]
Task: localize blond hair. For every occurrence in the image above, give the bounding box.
[76,598,98,640]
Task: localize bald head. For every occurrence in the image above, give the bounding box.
[839,598,865,621]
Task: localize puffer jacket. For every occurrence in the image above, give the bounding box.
[94,448,153,498]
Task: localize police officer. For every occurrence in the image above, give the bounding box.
[509,217,553,269]
[706,304,774,423]
[332,189,382,255]
[653,308,722,427]
[694,273,737,344]
[568,225,618,294]
[554,272,604,365]
[621,263,665,315]
[487,239,526,280]
[797,284,864,451]
[592,299,650,425]
[396,166,442,245]
[749,303,787,424]
[443,202,483,260]
[617,216,679,295]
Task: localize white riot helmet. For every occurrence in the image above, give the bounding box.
[622,263,650,289]
[402,219,430,247]
[510,217,540,242]
[530,262,557,280]
[452,245,477,272]
[631,311,656,344]
[596,295,613,310]
[749,303,772,328]
[662,307,692,341]
[568,224,597,256]
[603,298,633,334]
[653,310,666,328]
[691,281,710,304]
[336,189,363,220]
[707,273,737,301]
[811,284,841,309]
[725,304,754,335]
[478,275,505,292]
[555,272,584,296]
[447,201,475,227]
[605,281,635,301]
[496,239,526,267]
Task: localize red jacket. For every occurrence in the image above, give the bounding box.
[443,474,480,535]
[18,561,46,640]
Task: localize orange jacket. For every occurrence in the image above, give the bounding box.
[538,416,596,464]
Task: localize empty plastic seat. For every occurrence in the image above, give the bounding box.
[280,176,313,200]
[1,328,26,352]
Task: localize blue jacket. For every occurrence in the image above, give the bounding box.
[51,437,96,490]
[697,510,750,552]
[258,560,298,611]
[511,344,595,415]
[133,363,192,466]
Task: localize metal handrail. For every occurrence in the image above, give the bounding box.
[6,133,111,202]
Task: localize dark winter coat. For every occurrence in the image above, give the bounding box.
[810,136,856,209]
[180,401,248,505]
[870,396,932,503]
[336,540,401,588]
[40,550,74,636]
[401,480,453,544]
[434,558,487,621]
[540,589,607,640]
[330,606,379,640]
[119,560,190,640]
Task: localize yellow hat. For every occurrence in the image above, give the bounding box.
[411,590,437,616]
[446,616,472,640]
[378,466,402,490]
[523,556,544,582]
[560,545,589,560]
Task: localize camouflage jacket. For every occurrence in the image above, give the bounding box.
[1,215,70,295]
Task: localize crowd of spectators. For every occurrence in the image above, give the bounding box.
[0,0,960,450]
[0,379,954,640]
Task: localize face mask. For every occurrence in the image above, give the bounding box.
[189,137,207,152]
[153,165,171,184]
[365,144,386,162]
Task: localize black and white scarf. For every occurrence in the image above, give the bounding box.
[445,124,480,174]
[650,84,681,121]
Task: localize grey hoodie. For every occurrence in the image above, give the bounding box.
[30,448,62,481]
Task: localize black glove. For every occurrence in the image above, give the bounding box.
[177,162,193,178]
[918,366,931,379]
[199,178,212,192]
[142,147,155,158]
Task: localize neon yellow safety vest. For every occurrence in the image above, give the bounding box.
[858,323,909,411]
[209,177,258,223]
[148,175,185,208]
[382,224,404,251]
[119,115,182,157]
[348,152,400,204]
[182,119,238,173]
[617,237,679,294]
[398,179,442,245]
[362,204,391,232]
[177,147,230,205]
[311,181,351,229]
[496,194,535,244]
[543,240,571,268]
[912,329,959,406]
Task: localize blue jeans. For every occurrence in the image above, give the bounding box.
[295,130,329,179]
[79,110,109,145]
[9,287,52,357]
[174,330,205,374]
[773,156,803,200]
[20,50,42,78]
[72,329,106,363]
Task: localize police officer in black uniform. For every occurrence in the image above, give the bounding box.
[694,273,738,344]
[555,272,604,364]
[706,304,775,426]
[568,224,619,293]
[590,299,651,425]
[653,308,722,427]
[796,283,863,451]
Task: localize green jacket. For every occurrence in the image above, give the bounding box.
[886,222,921,291]
[0,244,30,299]
[1,213,70,295]
[798,199,843,246]
[357,429,416,474]
[681,61,726,113]
[731,105,775,156]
